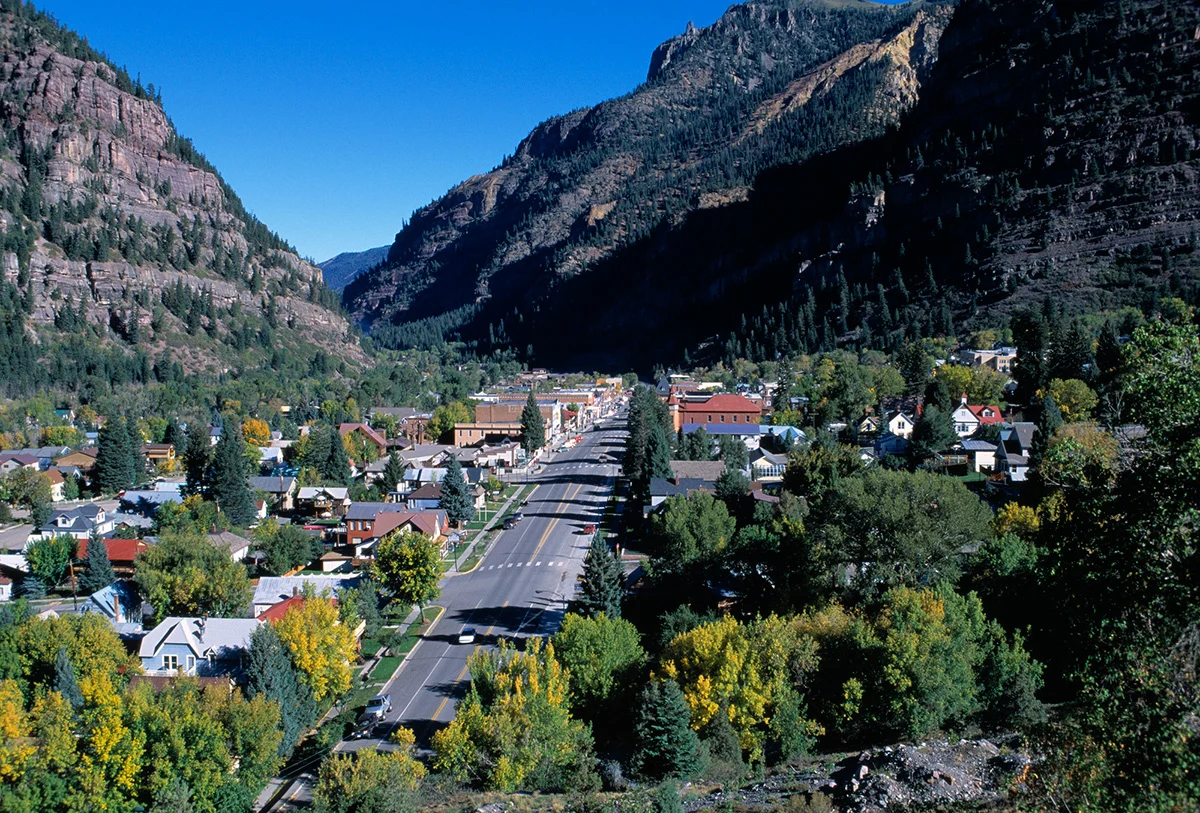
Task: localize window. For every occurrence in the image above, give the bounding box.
[187,655,195,671]
[162,654,178,671]
[733,415,739,423]
[721,415,726,422]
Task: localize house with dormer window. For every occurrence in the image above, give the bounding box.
[139,617,260,677]
[951,395,1004,438]
[30,504,114,543]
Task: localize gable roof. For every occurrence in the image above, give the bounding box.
[76,537,148,563]
[139,617,260,661]
[407,483,444,501]
[668,461,726,482]
[0,453,39,466]
[965,404,1004,424]
[370,510,447,540]
[249,475,298,494]
[297,486,349,501]
[208,531,252,556]
[252,575,358,609]
[255,594,338,624]
[648,477,714,498]
[339,423,388,449]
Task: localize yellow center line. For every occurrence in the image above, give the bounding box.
[431,599,510,722]
[528,483,583,563]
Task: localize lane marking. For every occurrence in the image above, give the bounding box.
[527,482,584,564]
[430,664,469,723]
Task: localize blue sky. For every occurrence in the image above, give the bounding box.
[36,1,902,263]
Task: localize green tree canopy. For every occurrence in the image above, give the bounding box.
[440,456,475,527]
[134,531,252,623]
[210,421,255,526]
[577,533,624,619]
[520,390,545,454]
[373,531,442,621]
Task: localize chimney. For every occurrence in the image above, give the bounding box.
[293,586,299,597]
[113,592,120,622]
[961,393,969,406]
[196,616,206,641]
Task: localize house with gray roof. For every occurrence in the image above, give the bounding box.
[139,617,260,677]
[996,423,1038,482]
[79,581,143,637]
[30,504,114,543]
[249,475,297,511]
[252,575,358,616]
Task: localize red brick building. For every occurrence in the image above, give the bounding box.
[669,393,762,432]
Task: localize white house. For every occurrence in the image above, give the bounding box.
[887,412,917,439]
[951,396,1004,438]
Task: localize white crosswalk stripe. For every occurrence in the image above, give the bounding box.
[535,562,541,566]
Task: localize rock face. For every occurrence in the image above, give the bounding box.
[0,5,362,373]
[348,0,1200,373]
[345,0,945,342]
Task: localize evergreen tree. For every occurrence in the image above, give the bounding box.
[578,534,624,619]
[164,419,186,457]
[123,415,143,486]
[773,358,794,412]
[897,342,932,396]
[1012,309,1050,404]
[909,405,957,465]
[634,680,703,781]
[53,646,84,710]
[380,451,405,496]
[924,377,954,413]
[149,777,195,813]
[211,422,255,526]
[184,420,212,497]
[93,416,134,494]
[246,623,317,758]
[643,425,673,481]
[520,390,546,454]
[441,456,475,527]
[79,530,115,593]
[323,425,352,484]
[1034,395,1062,461]
[718,434,749,474]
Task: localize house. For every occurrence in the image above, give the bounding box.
[139,617,260,677]
[748,449,787,482]
[0,575,10,602]
[256,594,336,623]
[669,461,728,482]
[475,442,520,469]
[873,433,910,460]
[252,576,358,616]
[959,439,998,473]
[951,395,1004,438]
[208,531,253,563]
[257,447,284,472]
[295,486,350,518]
[140,444,176,468]
[339,423,389,456]
[75,538,149,572]
[0,453,39,475]
[646,477,716,511]
[344,503,448,556]
[33,505,115,542]
[453,422,524,447]
[669,393,762,432]
[209,425,223,446]
[79,581,143,636]
[318,551,352,573]
[404,483,443,511]
[8,446,71,470]
[857,415,881,435]
[479,399,563,433]
[886,411,918,439]
[964,347,1017,374]
[53,447,98,472]
[249,475,298,512]
[44,469,65,502]
[119,487,183,516]
[996,423,1038,482]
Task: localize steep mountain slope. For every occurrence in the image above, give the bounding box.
[319,245,389,290]
[345,0,950,349]
[0,1,364,398]
[349,0,1200,372]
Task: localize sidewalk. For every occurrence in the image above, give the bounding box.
[443,481,532,577]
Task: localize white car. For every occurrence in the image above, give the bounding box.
[458,627,477,645]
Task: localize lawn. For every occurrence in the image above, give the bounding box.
[371,655,403,683]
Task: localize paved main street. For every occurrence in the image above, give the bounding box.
[340,414,627,753]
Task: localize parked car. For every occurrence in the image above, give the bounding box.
[503,517,517,530]
[582,523,597,534]
[512,511,524,522]
[365,694,392,717]
[458,627,477,645]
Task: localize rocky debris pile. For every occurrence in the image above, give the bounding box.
[838,739,1031,812]
[682,738,1031,812]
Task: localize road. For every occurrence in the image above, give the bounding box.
[341,412,627,753]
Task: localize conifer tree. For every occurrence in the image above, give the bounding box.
[53,646,84,710]
[380,450,405,496]
[441,456,475,527]
[246,623,317,758]
[520,390,546,454]
[578,533,624,619]
[211,421,255,525]
[123,415,143,486]
[634,680,703,781]
[79,529,115,594]
[643,425,673,481]
[323,425,352,484]
[94,416,134,494]
[184,420,212,497]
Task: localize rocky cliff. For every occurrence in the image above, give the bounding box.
[319,245,389,291]
[345,0,946,349]
[0,1,363,392]
[347,0,1200,373]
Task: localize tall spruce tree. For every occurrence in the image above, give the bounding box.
[245,624,316,758]
[211,422,255,526]
[520,390,546,454]
[79,530,115,594]
[123,416,143,486]
[94,416,134,494]
[53,646,84,710]
[578,533,624,618]
[441,456,475,527]
[184,420,212,497]
[643,425,673,482]
[324,426,353,484]
[634,679,703,781]
[380,451,405,496]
